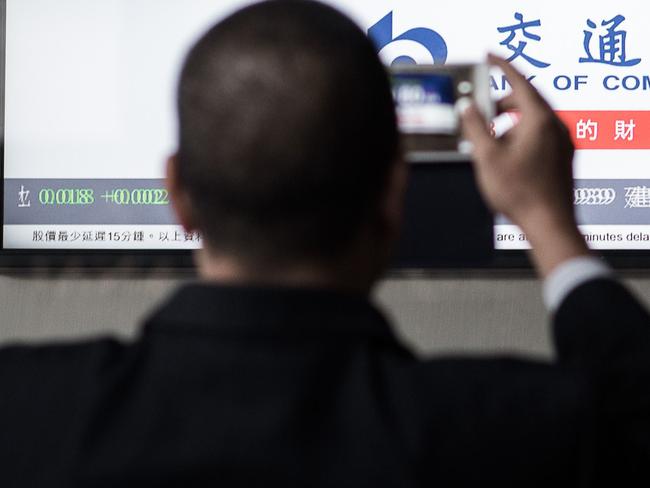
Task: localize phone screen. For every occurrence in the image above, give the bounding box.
[392,73,458,135]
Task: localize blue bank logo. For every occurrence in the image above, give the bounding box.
[368,12,448,66]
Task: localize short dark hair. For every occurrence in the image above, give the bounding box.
[177,0,398,263]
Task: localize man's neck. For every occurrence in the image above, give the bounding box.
[195,250,374,294]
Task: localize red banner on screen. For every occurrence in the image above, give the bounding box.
[556,111,650,150]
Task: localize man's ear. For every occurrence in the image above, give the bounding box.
[166,154,198,232]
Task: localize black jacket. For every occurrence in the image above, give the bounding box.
[1,279,649,487]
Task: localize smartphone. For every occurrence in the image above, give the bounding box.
[391,64,495,162]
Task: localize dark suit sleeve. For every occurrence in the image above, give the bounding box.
[553,278,650,484]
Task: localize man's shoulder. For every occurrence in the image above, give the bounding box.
[369,354,587,485]
[0,336,137,404]
[0,336,131,371]
[0,337,142,481]
[378,351,583,423]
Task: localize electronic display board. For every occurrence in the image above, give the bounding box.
[2,0,649,265]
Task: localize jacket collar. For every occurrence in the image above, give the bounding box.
[143,283,404,347]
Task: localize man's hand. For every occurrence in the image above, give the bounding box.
[461,55,590,277]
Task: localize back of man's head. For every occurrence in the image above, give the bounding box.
[177,0,398,265]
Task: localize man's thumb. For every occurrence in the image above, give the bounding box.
[459,100,494,152]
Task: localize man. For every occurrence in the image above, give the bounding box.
[1,1,648,486]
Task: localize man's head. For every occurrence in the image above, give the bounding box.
[169,0,403,286]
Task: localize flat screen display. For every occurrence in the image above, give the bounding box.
[2,0,650,255]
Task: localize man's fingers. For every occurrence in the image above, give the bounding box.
[460,102,497,157]
[497,94,518,114]
[488,54,548,111]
